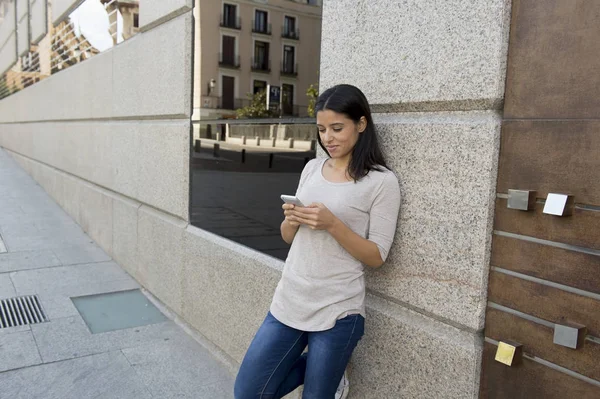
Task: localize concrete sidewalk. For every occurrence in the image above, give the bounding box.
[0,149,235,399]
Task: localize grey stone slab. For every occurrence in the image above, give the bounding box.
[0,324,30,336]
[10,261,130,296]
[0,222,40,239]
[122,336,234,398]
[191,379,234,399]
[0,273,16,298]
[0,350,152,399]
[112,13,192,119]
[0,250,62,273]
[31,315,187,363]
[52,244,112,265]
[182,226,283,364]
[320,0,511,109]
[363,112,501,331]
[137,206,187,315]
[1,233,94,252]
[0,330,43,372]
[348,294,482,399]
[140,0,192,30]
[78,183,114,255]
[112,197,140,281]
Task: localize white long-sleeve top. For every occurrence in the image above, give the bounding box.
[270,157,401,331]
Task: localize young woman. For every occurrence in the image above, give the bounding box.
[234,84,401,399]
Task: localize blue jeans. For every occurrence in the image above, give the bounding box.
[234,312,365,399]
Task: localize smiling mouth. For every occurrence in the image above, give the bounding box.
[326,145,338,151]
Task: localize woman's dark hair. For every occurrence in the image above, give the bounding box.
[314,84,388,181]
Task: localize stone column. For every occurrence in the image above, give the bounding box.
[319,1,511,397]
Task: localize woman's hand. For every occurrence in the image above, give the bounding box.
[282,203,300,227]
[289,203,339,231]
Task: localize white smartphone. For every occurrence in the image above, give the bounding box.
[281,195,305,207]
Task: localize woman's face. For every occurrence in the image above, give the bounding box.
[316,109,366,160]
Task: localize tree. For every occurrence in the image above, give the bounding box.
[236,90,272,119]
[306,83,318,117]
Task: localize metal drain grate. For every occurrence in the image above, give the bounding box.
[0,295,47,329]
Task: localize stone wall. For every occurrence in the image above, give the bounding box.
[317,0,512,397]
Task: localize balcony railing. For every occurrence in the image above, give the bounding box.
[220,15,241,30]
[252,21,272,35]
[219,53,240,69]
[281,27,300,40]
[251,57,271,73]
[281,62,298,77]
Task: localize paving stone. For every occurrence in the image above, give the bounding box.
[122,336,234,398]
[52,243,112,265]
[0,350,152,399]
[0,324,30,336]
[0,330,42,372]
[10,261,130,295]
[31,316,188,363]
[0,273,16,298]
[0,250,62,273]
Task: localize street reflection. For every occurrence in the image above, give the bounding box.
[191,122,317,260]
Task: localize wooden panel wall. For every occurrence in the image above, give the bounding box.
[481,0,600,397]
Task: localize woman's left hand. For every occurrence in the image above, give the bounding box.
[289,203,338,231]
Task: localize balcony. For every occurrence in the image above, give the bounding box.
[220,15,241,30]
[217,97,251,110]
[251,58,271,73]
[281,62,298,77]
[252,21,271,35]
[281,28,300,40]
[219,53,240,69]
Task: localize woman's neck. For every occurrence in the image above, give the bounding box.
[329,155,351,171]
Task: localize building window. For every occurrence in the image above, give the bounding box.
[252,41,270,72]
[133,13,139,28]
[282,45,296,76]
[282,84,294,115]
[283,16,298,39]
[220,35,239,68]
[253,10,270,34]
[253,80,267,94]
[222,4,240,29]
[221,75,235,110]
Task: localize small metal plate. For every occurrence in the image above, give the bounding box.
[495,341,523,366]
[71,289,167,334]
[543,193,574,216]
[554,323,586,349]
[507,189,536,211]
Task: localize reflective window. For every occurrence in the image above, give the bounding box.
[190,0,323,259]
[0,0,141,100]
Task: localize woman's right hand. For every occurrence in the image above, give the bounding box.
[282,203,300,227]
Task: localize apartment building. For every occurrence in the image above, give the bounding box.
[193,0,322,119]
